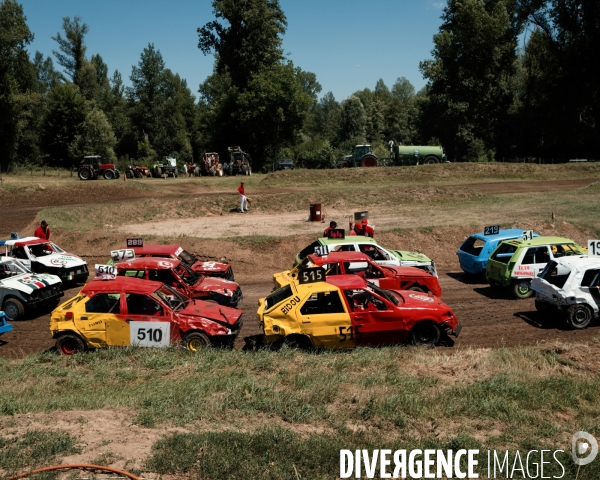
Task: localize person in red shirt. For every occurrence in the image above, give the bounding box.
[354,218,374,237]
[323,221,337,237]
[34,220,51,240]
[237,181,248,213]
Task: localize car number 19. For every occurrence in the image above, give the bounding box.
[589,240,600,257]
[129,321,170,347]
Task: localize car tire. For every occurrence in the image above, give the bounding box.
[423,156,439,165]
[410,322,441,347]
[567,304,593,329]
[56,334,85,355]
[3,298,25,321]
[78,168,91,180]
[362,156,377,167]
[513,280,533,299]
[284,334,313,350]
[183,332,211,352]
[104,170,115,180]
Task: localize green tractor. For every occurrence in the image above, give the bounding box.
[151,157,178,178]
[336,145,378,168]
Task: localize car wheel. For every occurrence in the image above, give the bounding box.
[362,156,377,167]
[135,171,143,178]
[56,334,85,356]
[423,156,439,165]
[126,170,133,179]
[410,322,441,347]
[78,168,91,180]
[408,286,425,293]
[103,170,115,180]
[3,298,25,321]
[513,280,533,299]
[183,332,210,352]
[567,304,592,329]
[284,334,313,350]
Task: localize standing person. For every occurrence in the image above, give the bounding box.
[237,181,248,213]
[354,218,374,237]
[34,220,51,240]
[323,221,338,237]
[183,162,188,177]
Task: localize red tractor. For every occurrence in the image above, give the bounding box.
[78,156,120,180]
[201,152,223,176]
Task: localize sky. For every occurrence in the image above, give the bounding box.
[19,0,447,102]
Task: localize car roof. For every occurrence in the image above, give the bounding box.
[325,275,368,289]
[471,229,540,242]
[307,251,371,265]
[82,276,162,294]
[554,255,600,270]
[319,236,376,246]
[116,257,181,270]
[500,236,580,248]
[4,237,47,246]
[133,245,181,255]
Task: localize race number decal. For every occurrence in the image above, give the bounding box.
[298,267,326,285]
[50,256,76,266]
[95,264,116,278]
[129,321,170,347]
[484,225,499,236]
[200,261,219,270]
[408,293,434,303]
[314,245,328,256]
[327,229,345,239]
[522,230,534,241]
[157,260,174,268]
[126,238,143,248]
[110,249,135,262]
[588,240,600,257]
[174,247,183,257]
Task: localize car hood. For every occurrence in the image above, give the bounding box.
[34,254,87,269]
[396,291,448,311]
[386,266,432,278]
[194,276,239,296]
[389,250,432,264]
[179,299,242,326]
[0,273,61,294]
[192,260,230,274]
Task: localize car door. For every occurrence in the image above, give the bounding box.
[10,246,32,270]
[580,269,600,314]
[514,246,550,279]
[123,293,172,348]
[344,289,405,346]
[75,293,122,348]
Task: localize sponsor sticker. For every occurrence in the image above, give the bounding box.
[408,293,434,303]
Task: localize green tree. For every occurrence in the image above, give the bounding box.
[385,77,418,145]
[420,0,522,160]
[69,106,117,162]
[338,95,366,146]
[52,16,89,87]
[33,51,60,93]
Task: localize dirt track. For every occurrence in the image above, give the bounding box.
[1,176,598,358]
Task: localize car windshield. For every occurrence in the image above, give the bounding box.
[154,284,189,311]
[50,243,65,253]
[367,282,401,306]
[290,257,315,276]
[178,250,197,265]
[175,262,200,285]
[265,284,294,310]
[539,261,571,288]
[1,259,30,275]
[27,243,55,258]
[298,241,320,261]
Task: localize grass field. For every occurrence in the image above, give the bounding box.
[1,163,600,478]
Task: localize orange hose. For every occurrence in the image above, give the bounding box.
[8,463,142,480]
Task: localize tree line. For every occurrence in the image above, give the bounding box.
[0,0,596,172]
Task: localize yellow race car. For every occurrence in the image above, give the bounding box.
[251,274,460,350]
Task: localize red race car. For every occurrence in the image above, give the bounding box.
[115,258,242,308]
[132,244,234,281]
[274,251,442,297]
[51,277,243,353]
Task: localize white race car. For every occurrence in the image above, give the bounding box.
[0,256,63,320]
[531,256,600,329]
[1,237,88,284]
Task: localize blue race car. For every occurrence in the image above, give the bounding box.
[0,311,13,336]
[457,228,540,276]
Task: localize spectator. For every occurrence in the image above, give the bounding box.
[323,221,338,237]
[237,181,248,213]
[354,218,374,237]
[34,220,51,240]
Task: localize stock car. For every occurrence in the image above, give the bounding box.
[531,256,600,329]
[130,244,234,281]
[50,277,243,354]
[274,251,442,296]
[457,228,540,276]
[252,275,460,350]
[294,236,436,276]
[1,237,88,284]
[486,236,586,299]
[114,257,242,307]
[0,256,63,320]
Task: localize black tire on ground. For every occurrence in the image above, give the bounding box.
[103,170,115,180]
[513,280,533,299]
[410,322,441,347]
[566,304,593,329]
[423,156,439,165]
[78,168,91,180]
[3,298,25,321]
[135,171,143,178]
[362,156,377,167]
[115,170,120,179]
[56,334,86,355]
[126,170,133,179]
[183,332,211,352]
[340,161,350,168]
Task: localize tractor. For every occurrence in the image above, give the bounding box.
[151,157,178,178]
[224,146,252,176]
[336,145,378,168]
[125,165,151,178]
[201,152,223,176]
[78,156,120,180]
